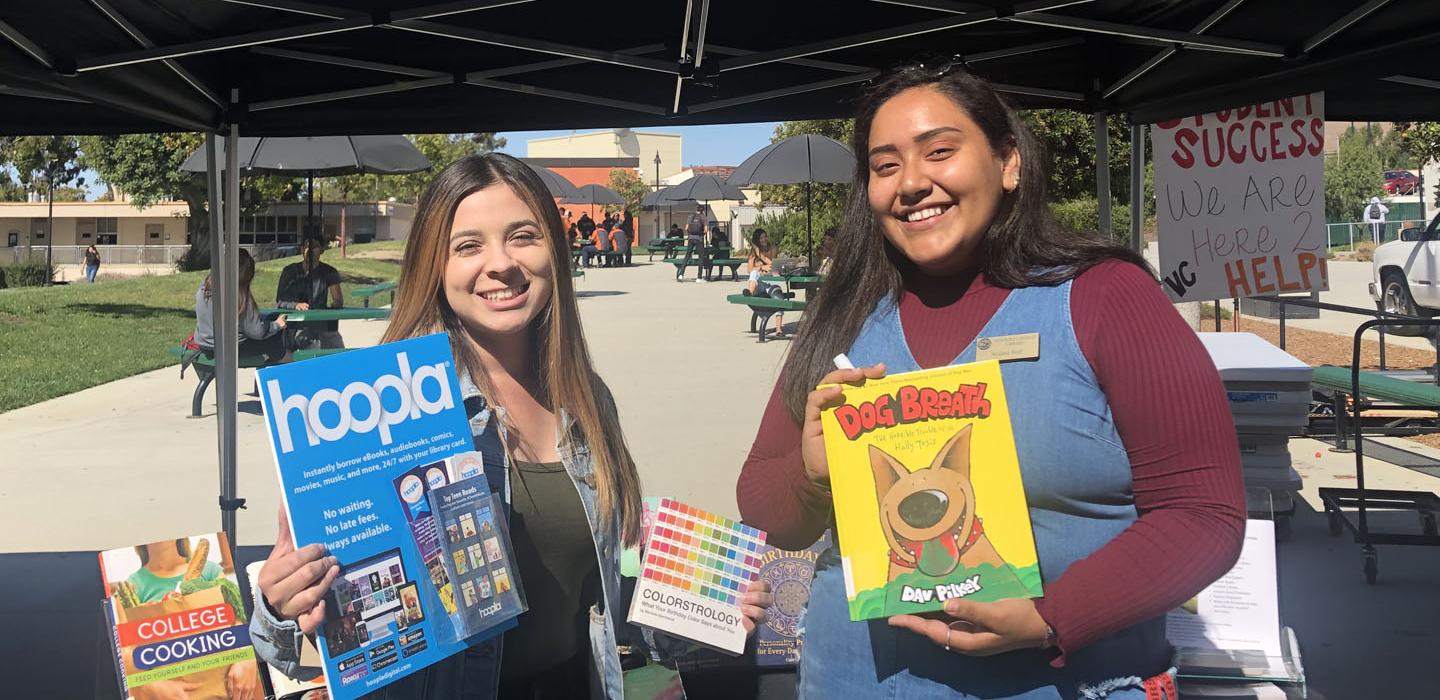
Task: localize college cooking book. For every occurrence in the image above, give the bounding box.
[258,333,504,699]
[819,360,1043,620]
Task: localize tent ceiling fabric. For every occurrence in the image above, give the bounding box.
[3,0,1440,136]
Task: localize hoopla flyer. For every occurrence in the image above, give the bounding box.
[258,333,478,700]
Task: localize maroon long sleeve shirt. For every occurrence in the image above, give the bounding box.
[736,259,1246,663]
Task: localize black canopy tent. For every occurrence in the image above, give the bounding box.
[4,0,1439,549]
[4,0,1440,137]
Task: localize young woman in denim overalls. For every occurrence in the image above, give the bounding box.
[250,153,772,699]
[738,65,1246,699]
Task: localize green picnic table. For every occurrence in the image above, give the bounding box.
[168,345,349,417]
[353,281,398,307]
[726,293,806,342]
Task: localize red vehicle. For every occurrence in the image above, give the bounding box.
[1384,170,1420,195]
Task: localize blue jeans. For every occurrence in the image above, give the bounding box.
[581,244,597,267]
[85,265,98,283]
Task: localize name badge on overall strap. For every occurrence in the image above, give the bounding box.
[975,333,1040,362]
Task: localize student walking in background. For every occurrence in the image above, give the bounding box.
[736,63,1243,699]
[1362,196,1389,244]
[84,243,101,283]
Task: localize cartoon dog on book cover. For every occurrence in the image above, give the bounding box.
[870,425,1019,585]
[819,360,1044,620]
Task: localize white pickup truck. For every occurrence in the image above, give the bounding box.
[1371,214,1440,335]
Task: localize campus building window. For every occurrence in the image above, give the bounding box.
[240,215,300,245]
[146,223,164,242]
[96,217,118,245]
[30,219,46,240]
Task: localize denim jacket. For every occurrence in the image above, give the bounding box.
[250,370,632,699]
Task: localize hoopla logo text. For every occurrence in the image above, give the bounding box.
[268,352,454,453]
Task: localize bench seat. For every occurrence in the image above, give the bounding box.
[1311,366,1440,406]
[726,293,806,342]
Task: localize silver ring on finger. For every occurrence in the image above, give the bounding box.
[944,627,952,652]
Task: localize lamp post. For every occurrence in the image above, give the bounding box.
[653,151,662,241]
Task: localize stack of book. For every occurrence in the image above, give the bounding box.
[1198,333,1310,513]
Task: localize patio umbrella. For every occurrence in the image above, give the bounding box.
[728,134,854,266]
[657,174,745,204]
[565,184,625,206]
[181,135,430,237]
[524,163,585,200]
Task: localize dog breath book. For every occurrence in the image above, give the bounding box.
[819,360,1043,621]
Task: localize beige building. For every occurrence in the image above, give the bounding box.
[3,197,415,265]
[0,199,189,250]
[527,129,685,184]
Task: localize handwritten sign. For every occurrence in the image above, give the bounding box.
[1152,93,1328,302]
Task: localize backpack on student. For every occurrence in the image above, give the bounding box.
[1368,203,1382,220]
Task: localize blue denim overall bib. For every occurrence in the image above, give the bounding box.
[798,281,1171,699]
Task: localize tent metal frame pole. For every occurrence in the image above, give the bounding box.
[221,121,242,546]
[719,12,998,72]
[391,21,678,74]
[1130,123,1144,254]
[0,18,56,68]
[689,72,878,113]
[1003,13,1285,57]
[1102,0,1249,99]
[89,0,224,107]
[1095,112,1112,239]
[1303,0,1391,54]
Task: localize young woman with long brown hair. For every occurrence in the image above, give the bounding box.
[194,248,289,363]
[251,153,770,699]
[737,64,1245,698]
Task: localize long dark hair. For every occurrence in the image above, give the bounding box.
[382,153,644,544]
[780,65,1151,423]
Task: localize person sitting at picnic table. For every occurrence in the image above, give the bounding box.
[736,63,1243,699]
[592,220,614,267]
[816,225,839,275]
[745,228,786,338]
[274,236,345,349]
[610,222,633,267]
[617,209,635,265]
[195,248,290,363]
[667,223,683,238]
[708,222,729,250]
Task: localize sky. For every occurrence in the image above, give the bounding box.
[496,122,780,167]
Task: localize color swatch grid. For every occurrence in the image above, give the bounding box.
[641,498,767,606]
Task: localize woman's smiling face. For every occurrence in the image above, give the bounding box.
[443,183,554,341]
[866,86,1020,275]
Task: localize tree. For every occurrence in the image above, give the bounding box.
[10,136,86,282]
[1021,110,1134,203]
[80,133,297,270]
[1324,126,1384,223]
[1394,121,1440,206]
[319,133,506,203]
[608,168,647,218]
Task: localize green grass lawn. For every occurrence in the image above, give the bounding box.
[0,241,405,413]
